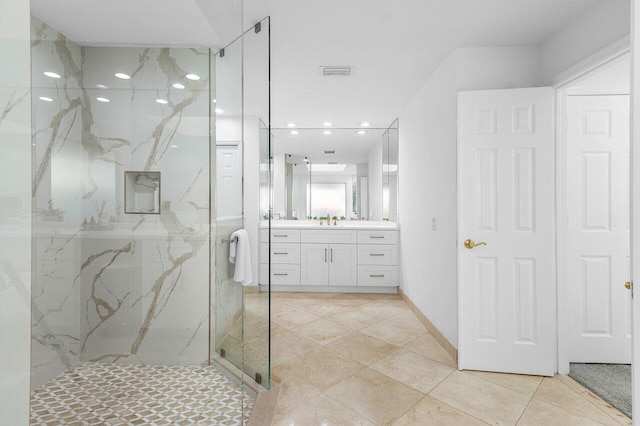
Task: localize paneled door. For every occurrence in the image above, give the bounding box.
[300,244,329,286]
[458,88,556,376]
[328,244,358,286]
[216,144,242,219]
[567,95,631,363]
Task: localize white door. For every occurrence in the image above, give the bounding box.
[216,144,242,219]
[631,5,640,417]
[301,244,328,286]
[567,95,631,363]
[328,244,357,286]
[458,87,556,376]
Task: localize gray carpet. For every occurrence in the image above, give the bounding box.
[569,363,631,418]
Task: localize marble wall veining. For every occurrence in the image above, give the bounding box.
[30,17,84,389]
[30,18,216,389]
[78,45,211,367]
[0,0,32,424]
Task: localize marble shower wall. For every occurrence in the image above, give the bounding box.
[78,45,211,367]
[31,18,215,388]
[0,0,33,423]
[31,17,84,390]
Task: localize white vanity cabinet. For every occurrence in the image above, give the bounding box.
[300,243,358,286]
[259,223,399,292]
[259,228,301,285]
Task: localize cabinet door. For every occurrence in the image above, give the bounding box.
[300,244,328,286]
[328,244,358,286]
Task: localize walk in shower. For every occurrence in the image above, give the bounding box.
[13,2,271,424]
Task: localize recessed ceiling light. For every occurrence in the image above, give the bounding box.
[357,130,366,135]
[170,145,178,148]
[215,108,224,114]
[96,97,110,103]
[39,96,53,102]
[286,123,296,128]
[290,130,299,135]
[212,99,217,103]
[323,122,332,127]
[96,84,108,89]
[115,73,131,80]
[172,83,186,89]
[185,73,200,81]
[44,71,61,79]
[323,130,332,135]
[360,122,370,127]
[156,98,168,104]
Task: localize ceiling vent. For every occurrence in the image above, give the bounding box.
[327,162,338,165]
[323,150,337,154]
[320,66,353,77]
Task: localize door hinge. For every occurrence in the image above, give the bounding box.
[626,280,633,298]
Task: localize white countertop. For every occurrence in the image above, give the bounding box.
[260,220,399,231]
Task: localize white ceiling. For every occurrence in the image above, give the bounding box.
[33,0,606,129]
[245,0,602,128]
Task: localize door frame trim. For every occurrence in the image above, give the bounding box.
[553,42,630,375]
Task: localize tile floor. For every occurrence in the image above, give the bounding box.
[29,362,254,425]
[270,292,631,426]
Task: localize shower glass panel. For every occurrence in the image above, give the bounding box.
[213,16,271,389]
[243,17,271,388]
[27,1,257,422]
[212,34,245,373]
[0,1,32,423]
[30,19,212,378]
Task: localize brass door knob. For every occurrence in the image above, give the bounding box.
[625,282,631,290]
[464,239,487,249]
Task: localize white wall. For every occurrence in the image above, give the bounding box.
[0,0,32,423]
[368,139,383,220]
[539,0,630,84]
[398,46,541,347]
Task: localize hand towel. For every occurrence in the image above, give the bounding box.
[229,229,253,286]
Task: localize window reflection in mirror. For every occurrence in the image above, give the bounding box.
[269,123,398,222]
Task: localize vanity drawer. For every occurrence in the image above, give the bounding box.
[358,245,398,265]
[358,266,398,287]
[260,264,300,285]
[301,229,357,244]
[357,230,398,245]
[260,243,300,265]
[259,229,301,243]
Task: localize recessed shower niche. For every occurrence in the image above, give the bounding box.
[124,171,161,214]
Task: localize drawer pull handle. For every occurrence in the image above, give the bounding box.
[369,236,385,239]
[273,252,288,255]
[273,234,288,237]
[370,253,385,257]
[370,274,385,278]
[274,273,288,276]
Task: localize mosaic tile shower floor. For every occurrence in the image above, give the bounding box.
[30,363,254,425]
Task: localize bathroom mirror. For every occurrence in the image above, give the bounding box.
[383,119,399,222]
[270,123,398,222]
